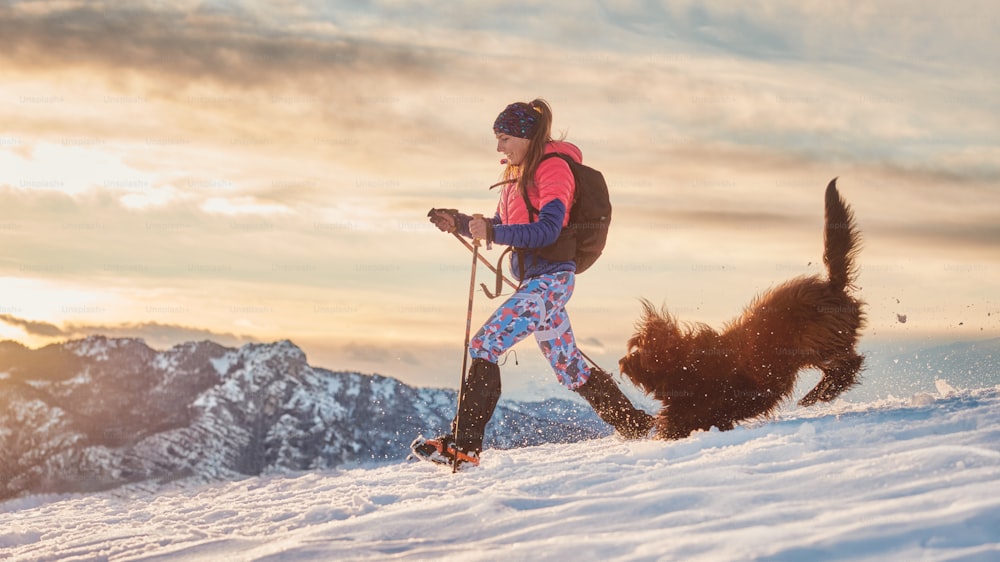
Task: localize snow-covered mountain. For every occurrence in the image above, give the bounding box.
[0,336,606,501]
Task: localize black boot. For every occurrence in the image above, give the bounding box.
[410,358,501,468]
[575,368,653,439]
[451,358,502,454]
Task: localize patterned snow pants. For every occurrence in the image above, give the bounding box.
[469,271,591,390]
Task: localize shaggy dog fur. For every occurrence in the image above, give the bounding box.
[619,179,865,439]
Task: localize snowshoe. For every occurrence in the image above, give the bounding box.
[410,434,479,469]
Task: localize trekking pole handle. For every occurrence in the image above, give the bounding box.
[471,213,484,247]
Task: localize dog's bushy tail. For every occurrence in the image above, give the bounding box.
[824,178,861,292]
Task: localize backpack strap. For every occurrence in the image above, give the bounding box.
[481,246,514,299]
[519,183,538,224]
[527,153,577,265]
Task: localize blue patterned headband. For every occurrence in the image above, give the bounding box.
[493,102,541,139]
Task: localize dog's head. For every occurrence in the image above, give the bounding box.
[619,300,698,392]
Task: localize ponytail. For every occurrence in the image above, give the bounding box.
[494,99,557,204]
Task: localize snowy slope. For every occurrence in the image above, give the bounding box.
[3,385,998,561]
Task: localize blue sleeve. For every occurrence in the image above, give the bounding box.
[492,199,566,249]
[450,212,472,238]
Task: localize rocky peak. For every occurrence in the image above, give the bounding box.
[0,337,606,500]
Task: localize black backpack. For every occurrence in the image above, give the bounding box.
[482,153,612,298]
[525,153,611,274]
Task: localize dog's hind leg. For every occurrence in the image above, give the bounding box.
[799,353,864,407]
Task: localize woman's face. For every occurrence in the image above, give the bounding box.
[496,133,530,167]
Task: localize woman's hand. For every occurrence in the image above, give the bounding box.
[469,215,490,240]
[469,215,493,243]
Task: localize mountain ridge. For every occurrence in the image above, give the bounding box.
[4,334,997,500]
[0,336,606,500]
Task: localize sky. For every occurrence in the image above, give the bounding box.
[1,0,998,393]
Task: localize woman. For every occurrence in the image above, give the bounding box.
[414,99,651,468]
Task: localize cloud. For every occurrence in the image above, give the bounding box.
[0,313,256,348]
[576,337,605,353]
[4,1,997,186]
[875,221,1000,253]
[340,341,421,366]
[200,196,295,217]
[87,322,258,349]
[598,1,999,69]
[0,0,489,179]
[0,2,441,87]
[624,206,807,234]
[0,314,67,338]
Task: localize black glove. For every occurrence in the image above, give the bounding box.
[428,208,459,233]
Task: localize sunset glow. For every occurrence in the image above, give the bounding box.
[2,1,998,395]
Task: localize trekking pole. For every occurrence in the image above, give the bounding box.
[451,232,518,292]
[455,227,605,374]
[452,214,483,473]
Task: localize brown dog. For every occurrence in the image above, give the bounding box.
[619,178,865,439]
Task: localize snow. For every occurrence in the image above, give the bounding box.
[209,353,237,377]
[66,335,127,361]
[370,376,397,402]
[3,385,998,561]
[153,353,177,372]
[936,378,959,397]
